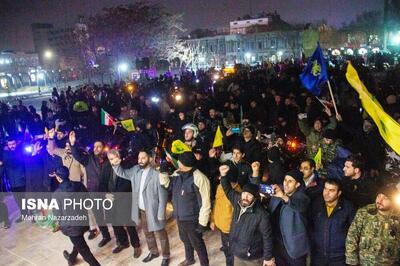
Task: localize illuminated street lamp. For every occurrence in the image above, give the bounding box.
[117,62,129,80]
[118,63,128,72]
[44,50,53,59]
[358,48,368,56]
[346,48,354,56]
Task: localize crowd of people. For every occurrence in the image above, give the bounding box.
[0,59,400,266]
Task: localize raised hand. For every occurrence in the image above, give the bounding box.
[69,131,76,146]
[219,165,230,177]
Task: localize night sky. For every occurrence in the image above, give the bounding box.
[0,0,384,51]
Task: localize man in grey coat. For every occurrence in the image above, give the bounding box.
[108,149,170,266]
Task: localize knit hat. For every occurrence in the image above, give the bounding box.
[178,151,197,167]
[242,183,259,197]
[377,183,398,202]
[243,125,256,135]
[323,129,336,140]
[267,147,281,162]
[286,169,304,186]
[55,166,70,181]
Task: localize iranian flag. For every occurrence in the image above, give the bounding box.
[101,109,114,126]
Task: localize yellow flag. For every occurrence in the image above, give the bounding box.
[213,126,224,148]
[121,119,136,132]
[171,140,192,154]
[346,62,400,155]
[314,148,322,166]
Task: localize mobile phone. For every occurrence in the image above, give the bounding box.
[259,184,274,195]
[231,127,240,134]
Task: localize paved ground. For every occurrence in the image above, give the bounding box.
[0,195,225,266]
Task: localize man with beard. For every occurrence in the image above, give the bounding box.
[160,151,211,266]
[109,149,170,266]
[1,137,26,223]
[219,165,275,266]
[69,131,113,247]
[346,184,400,265]
[269,170,310,266]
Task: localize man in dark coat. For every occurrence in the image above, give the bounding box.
[219,165,275,266]
[341,155,376,209]
[2,137,27,222]
[269,170,310,266]
[309,178,355,266]
[69,131,112,246]
[52,166,101,266]
[266,147,286,185]
[300,159,324,201]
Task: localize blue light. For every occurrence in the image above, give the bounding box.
[24,145,33,153]
[151,97,160,103]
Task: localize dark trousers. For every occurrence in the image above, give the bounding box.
[177,220,209,266]
[11,186,27,216]
[69,235,101,266]
[311,253,346,266]
[140,210,170,258]
[0,201,8,223]
[113,225,140,248]
[92,208,110,239]
[274,241,306,266]
[221,231,234,266]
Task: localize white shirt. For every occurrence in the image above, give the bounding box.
[139,167,150,211]
[304,173,316,188]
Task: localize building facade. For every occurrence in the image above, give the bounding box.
[186,30,301,69]
[0,51,40,90]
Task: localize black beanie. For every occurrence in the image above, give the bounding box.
[243,125,256,135]
[267,147,281,162]
[178,151,197,167]
[242,183,259,197]
[286,169,304,186]
[55,166,70,181]
[323,129,336,140]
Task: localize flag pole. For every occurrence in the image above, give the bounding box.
[327,80,339,116]
[315,97,327,108]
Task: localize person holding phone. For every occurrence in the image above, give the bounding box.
[268,170,310,266]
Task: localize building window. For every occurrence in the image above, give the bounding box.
[258,41,262,50]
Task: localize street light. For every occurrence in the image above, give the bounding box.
[358,48,368,55]
[44,50,53,59]
[117,63,129,80]
[346,48,354,56]
[118,63,128,72]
